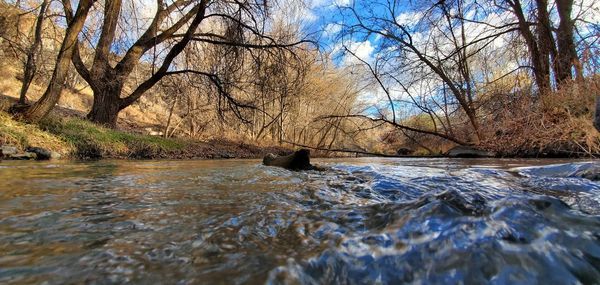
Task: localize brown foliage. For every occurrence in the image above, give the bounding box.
[480,78,600,157]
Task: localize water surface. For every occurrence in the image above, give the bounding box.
[1,158,599,284]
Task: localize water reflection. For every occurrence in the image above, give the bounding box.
[0,158,599,284]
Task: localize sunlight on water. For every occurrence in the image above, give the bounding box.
[0,158,599,284]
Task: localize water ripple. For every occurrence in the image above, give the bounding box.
[0,159,599,284]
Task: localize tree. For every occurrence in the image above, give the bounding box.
[149,38,363,150]
[64,0,304,127]
[505,0,553,94]
[21,0,94,122]
[61,0,208,126]
[18,0,49,105]
[505,0,582,91]
[333,0,520,144]
[555,0,582,82]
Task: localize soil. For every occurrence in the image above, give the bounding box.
[141,139,293,160]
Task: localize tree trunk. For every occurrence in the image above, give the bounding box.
[555,0,580,84]
[595,94,600,132]
[18,0,49,104]
[534,0,554,94]
[88,1,207,127]
[164,93,178,138]
[22,0,93,122]
[66,0,208,127]
[463,106,481,143]
[87,86,122,127]
[509,0,551,95]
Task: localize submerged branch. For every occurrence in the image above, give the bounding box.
[318,114,470,146]
[282,140,398,157]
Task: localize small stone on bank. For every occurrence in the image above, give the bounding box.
[1,145,18,156]
[9,152,37,160]
[26,147,53,160]
[446,145,496,158]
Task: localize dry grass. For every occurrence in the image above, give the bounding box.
[0,111,73,154]
[481,78,600,157]
[0,54,174,132]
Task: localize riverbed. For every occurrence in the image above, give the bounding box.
[1,158,599,284]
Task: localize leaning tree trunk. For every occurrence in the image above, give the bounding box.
[22,0,93,122]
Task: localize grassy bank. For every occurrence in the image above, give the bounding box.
[40,117,185,159]
[0,111,73,155]
[0,111,290,160]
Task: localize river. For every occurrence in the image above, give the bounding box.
[1,158,599,284]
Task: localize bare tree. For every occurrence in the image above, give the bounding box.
[21,0,94,122]
[17,0,49,105]
[333,0,522,144]
[60,0,208,126]
[504,0,582,91]
[505,0,553,94]
[555,0,582,82]
[61,0,308,127]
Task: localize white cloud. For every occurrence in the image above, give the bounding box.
[332,0,352,7]
[307,0,330,8]
[309,0,352,9]
[323,22,342,37]
[395,11,422,27]
[343,40,374,65]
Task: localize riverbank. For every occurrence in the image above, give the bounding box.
[1,108,598,161]
[0,111,291,160]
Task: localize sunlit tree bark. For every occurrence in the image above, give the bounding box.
[21,0,94,122]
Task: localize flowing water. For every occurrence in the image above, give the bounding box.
[1,158,600,284]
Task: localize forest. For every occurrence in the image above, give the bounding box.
[2,1,600,283]
[0,0,599,158]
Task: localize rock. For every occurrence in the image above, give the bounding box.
[219,152,235,159]
[1,145,18,157]
[50,151,62,160]
[579,170,600,181]
[8,152,37,160]
[572,164,600,181]
[263,149,313,171]
[396,148,413,156]
[446,145,496,158]
[26,147,52,160]
[517,162,600,181]
[144,127,164,136]
[1,146,42,160]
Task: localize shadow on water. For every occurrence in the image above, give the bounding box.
[0,158,599,284]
